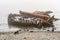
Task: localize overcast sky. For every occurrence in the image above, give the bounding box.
[0,0,60,18]
[0,0,60,13]
[0,0,60,30]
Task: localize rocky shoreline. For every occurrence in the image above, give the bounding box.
[0,31,60,40]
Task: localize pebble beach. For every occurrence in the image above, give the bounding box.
[0,31,60,40]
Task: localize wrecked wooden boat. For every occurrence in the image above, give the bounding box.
[8,11,59,31]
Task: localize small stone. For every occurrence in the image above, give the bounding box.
[24,37,32,40]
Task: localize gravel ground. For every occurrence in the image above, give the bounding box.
[0,31,60,40]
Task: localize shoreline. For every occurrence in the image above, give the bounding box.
[0,31,60,34]
[0,31,60,40]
